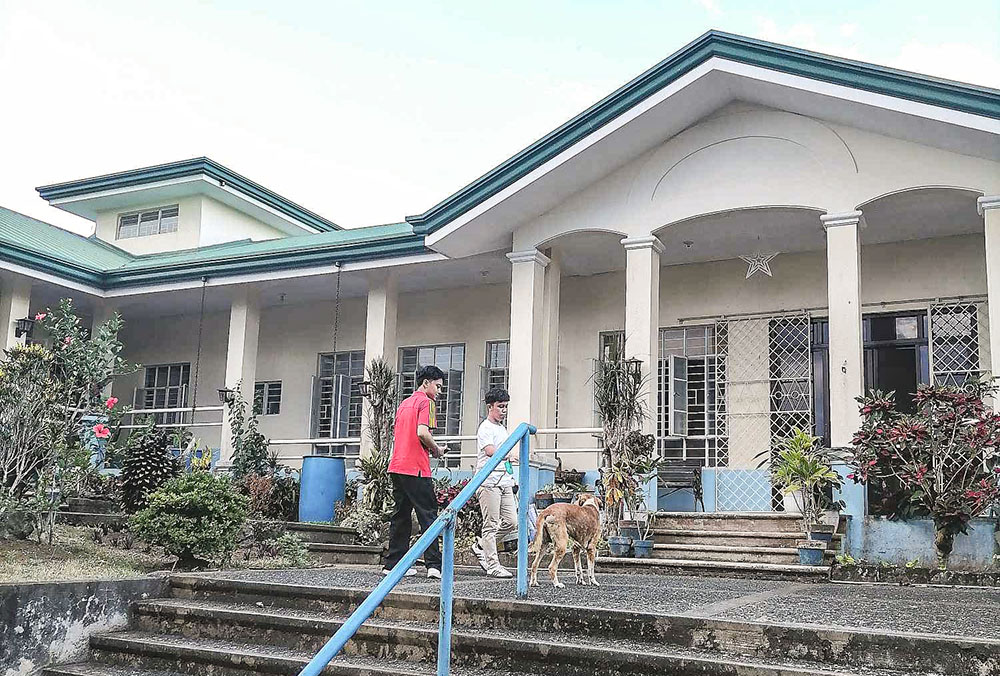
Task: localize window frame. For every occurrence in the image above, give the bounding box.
[117,205,179,240]
[254,381,282,416]
[136,362,191,425]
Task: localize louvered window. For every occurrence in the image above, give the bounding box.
[117,205,179,239]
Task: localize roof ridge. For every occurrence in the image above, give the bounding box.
[405,30,1000,236]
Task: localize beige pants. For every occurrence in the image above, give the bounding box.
[476,484,517,570]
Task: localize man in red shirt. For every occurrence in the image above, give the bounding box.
[384,365,448,579]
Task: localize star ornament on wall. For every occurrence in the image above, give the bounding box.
[739,251,779,279]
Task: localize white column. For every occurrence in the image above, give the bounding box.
[539,252,561,438]
[622,236,663,435]
[361,270,398,457]
[507,249,550,429]
[821,211,864,447]
[0,277,32,353]
[980,195,1000,407]
[220,287,261,464]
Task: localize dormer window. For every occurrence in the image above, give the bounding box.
[117,205,179,239]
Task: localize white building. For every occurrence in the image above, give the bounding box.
[1,31,998,511]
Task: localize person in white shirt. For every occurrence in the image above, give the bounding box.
[472,387,517,578]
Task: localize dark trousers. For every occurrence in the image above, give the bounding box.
[385,472,442,570]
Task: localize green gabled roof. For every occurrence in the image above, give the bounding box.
[0,207,426,289]
[405,29,1000,237]
[105,222,423,287]
[37,157,342,233]
[0,207,130,285]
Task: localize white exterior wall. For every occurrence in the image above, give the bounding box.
[96,195,204,255]
[513,105,1000,250]
[198,197,285,247]
[95,195,286,255]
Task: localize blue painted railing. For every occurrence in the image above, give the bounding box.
[298,422,536,676]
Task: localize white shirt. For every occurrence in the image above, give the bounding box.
[476,418,517,488]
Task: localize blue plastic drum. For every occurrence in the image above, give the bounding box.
[298,455,346,522]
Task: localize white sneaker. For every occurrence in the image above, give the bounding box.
[486,566,514,579]
[382,567,417,577]
[471,538,489,572]
[427,567,442,580]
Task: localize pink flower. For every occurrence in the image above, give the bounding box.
[34,313,46,321]
[846,473,855,480]
[105,397,119,410]
[63,336,72,345]
[92,424,111,439]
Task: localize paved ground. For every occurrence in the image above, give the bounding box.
[214,565,1000,640]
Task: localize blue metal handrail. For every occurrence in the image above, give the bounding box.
[298,422,537,676]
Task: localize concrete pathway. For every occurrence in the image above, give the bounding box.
[214,565,1000,641]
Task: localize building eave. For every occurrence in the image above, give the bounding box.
[36,157,342,233]
[0,234,428,290]
[405,30,1000,237]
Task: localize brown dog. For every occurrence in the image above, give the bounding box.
[529,494,602,588]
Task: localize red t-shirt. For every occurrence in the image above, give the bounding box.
[388,390,434,477]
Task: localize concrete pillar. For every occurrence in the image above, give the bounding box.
[821,211,864,447]
[622,236,663,435]
[0,277,32,353]
[220,287,260,464]
[506,249,550,430]
[539,252,561,440]
[361,270,398,457]
[980,195,1000,406]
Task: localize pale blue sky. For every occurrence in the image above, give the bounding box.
[1,0,997,234]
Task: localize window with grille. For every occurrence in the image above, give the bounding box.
[312,351,365,455]
[135,363,190,425]
[931,302,985,387]
[658,326,722,467]
[481,340,509,421]
[398,344,465,468]
[117,206,179,240]
[254,381,282,416]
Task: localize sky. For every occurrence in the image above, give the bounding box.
[0,0,997,235]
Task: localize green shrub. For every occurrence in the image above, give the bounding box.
[131,471,249,567]
[120,417,180,513]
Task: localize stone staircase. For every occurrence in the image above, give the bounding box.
[598,512,841,580]
[287,522,384,566]
[42,572,991,676]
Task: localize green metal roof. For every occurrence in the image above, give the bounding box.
[36,157,342,233]
[0,207,425,289]
[405,30,1000,236]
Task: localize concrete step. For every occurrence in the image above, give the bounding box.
[67,497,118,514]
[287,522,357,545]
[103,607,911,676]
[307,543,383,565]
[652,512,811,533]
[88,631,435,675]
[653,529,843,548]
[651,543,834,565]
[56,512,126,528]
[165,574,995,675]
[597,555,832,581]
[44,663,190,676]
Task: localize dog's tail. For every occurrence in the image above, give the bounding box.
[529,510,548,555]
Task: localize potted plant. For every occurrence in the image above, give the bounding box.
[535,484,555,509]
[551,483,574,504]
[770,428,841,566]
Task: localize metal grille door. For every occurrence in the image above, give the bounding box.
[714,313,812,511]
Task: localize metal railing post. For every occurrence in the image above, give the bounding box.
[297,423,536,676]
[517,432,530,599]
[436,514,456,675]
